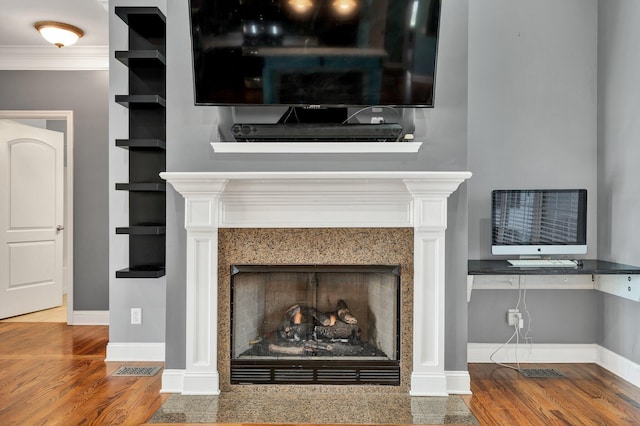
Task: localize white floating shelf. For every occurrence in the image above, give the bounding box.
[210,141,422,154]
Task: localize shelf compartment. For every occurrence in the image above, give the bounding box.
[115,138,166,150]
[116,225,166,235]
[116,266,166,279]
[115,182,166,192]
[115,94,166,108]
[115,7,166,27]
[115,49,166,66]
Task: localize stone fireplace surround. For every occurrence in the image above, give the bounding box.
[161,171,471,396]
[222,230,408,388]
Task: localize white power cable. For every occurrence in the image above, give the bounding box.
[491,275,537,372]
[521,277,534,349]
[341,105,401,124]
[490,322,521,371]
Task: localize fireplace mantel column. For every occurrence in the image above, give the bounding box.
[404,179,461,396]
[173,178,228,395]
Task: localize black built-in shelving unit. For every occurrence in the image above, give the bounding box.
[114,7,166,279]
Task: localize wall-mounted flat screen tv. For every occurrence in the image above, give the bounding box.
[188,0,441,107]
[491,189,588,256]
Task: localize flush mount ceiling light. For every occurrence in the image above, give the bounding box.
[34,21,84,48]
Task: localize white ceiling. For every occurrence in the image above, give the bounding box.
[0,0,109,70]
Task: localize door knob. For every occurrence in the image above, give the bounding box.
[56,225,64,231]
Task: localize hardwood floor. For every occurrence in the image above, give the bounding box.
[465,363,640,425]
[0,322,167,425]
[1,321,639,425]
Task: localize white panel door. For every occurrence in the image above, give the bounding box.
[0,120,64,319]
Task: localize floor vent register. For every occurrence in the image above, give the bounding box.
[519,368,565,378]
[112,366,161,377]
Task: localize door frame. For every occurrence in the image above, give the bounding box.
[0,110,74,324]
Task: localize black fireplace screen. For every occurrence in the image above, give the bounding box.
[230,265,401,385]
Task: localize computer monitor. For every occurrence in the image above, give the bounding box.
[491,189,587,256]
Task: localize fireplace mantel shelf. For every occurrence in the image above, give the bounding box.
[161,170,472,396]
[160,170,471,180]
[160,171,472,197]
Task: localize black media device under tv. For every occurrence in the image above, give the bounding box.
[188,0,442,115]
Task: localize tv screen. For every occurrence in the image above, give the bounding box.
[189,0,441,107]
[491,189,588,256]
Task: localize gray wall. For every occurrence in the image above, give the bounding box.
[0,70,109,311]
[469,290,600,344]
[467,0,600,343]
[106,0,640,370]
[159,0,471,370]
[597,0,640,363]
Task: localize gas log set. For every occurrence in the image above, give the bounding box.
[238,300,386,358]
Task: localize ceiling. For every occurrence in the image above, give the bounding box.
[0,0,109,70]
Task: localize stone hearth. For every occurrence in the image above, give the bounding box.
[161,171,471,396]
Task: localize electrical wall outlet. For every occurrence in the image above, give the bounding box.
[131,307,142,325]
[507,308,521,326]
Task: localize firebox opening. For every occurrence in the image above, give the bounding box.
[230,264,401,385]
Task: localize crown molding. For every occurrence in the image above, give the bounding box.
[0,46,109,71]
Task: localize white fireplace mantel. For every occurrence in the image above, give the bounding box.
[160,171,471,395]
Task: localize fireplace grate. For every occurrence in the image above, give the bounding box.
[230,368,272,383]
[317,369,358,383]
[360,369,401,384]
[231,361,400,385]
[274,368,315,382]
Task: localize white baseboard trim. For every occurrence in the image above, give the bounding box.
[468,343,640,389]
[105,342,165,362]
[160,369,220,395]
[445,370,472,394]
[468,343,598,364]
[161,369,185,393]
[162,368,470,395]
[71,310,109,325]
[597,346,640,389]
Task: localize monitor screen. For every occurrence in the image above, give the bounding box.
[491,189,587,256]
[188,0,441,107]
